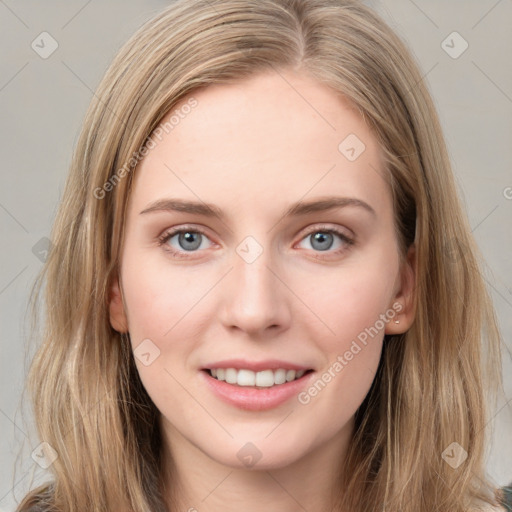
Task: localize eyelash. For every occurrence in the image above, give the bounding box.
[157,224,355,259]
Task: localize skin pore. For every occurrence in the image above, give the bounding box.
[109,69,416,512]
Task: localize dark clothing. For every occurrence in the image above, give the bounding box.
[502,484,512,512]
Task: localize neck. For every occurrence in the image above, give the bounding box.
[160,416,354,512]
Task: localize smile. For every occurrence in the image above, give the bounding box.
[206,368,313,388]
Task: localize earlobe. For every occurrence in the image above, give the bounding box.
[109,277,129,333]
[385,243,416,335]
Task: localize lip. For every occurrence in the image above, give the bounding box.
[200,368,315,411]
[201,358,313,372]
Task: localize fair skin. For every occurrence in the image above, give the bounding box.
[109,69,416,512]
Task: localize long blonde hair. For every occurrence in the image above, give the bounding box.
[16,0,506,510]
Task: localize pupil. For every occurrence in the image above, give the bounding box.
[179,232,201,251]
[311,232,333,251]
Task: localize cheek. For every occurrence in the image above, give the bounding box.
[120,254,202,416]
[293,264,392,438]
[121,250,209,341]
[119,249,217,400]
[304,254,398,349]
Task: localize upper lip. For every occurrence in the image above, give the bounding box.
[201,359,314,372]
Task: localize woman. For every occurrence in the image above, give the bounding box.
[16,0,511,510]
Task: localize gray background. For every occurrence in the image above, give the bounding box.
[1,1,511,510]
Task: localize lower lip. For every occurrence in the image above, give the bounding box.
[200,370,314,411]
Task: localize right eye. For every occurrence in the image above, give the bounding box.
[158,226,215,258]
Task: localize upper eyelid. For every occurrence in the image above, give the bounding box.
[161,223,351,236]
[300,224,352,235]
[160,224,210,237]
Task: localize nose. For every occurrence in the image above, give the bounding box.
[218,245,291,338]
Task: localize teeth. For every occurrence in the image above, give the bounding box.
[208,368,308,387]
[238,369,256,386]
[274,369,286,385]
[256,370,274,387]
[225,368,237,384]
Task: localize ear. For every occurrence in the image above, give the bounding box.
[109,277,129,333]
[385,243,416,335]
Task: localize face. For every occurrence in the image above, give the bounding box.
[109,69,415,472]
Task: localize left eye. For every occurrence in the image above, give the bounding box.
[296,229,353,252]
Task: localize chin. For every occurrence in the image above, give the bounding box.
[203,437,314,472]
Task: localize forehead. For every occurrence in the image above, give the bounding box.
[129,69,390,220]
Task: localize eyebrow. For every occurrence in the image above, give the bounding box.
[139,196,376,219]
